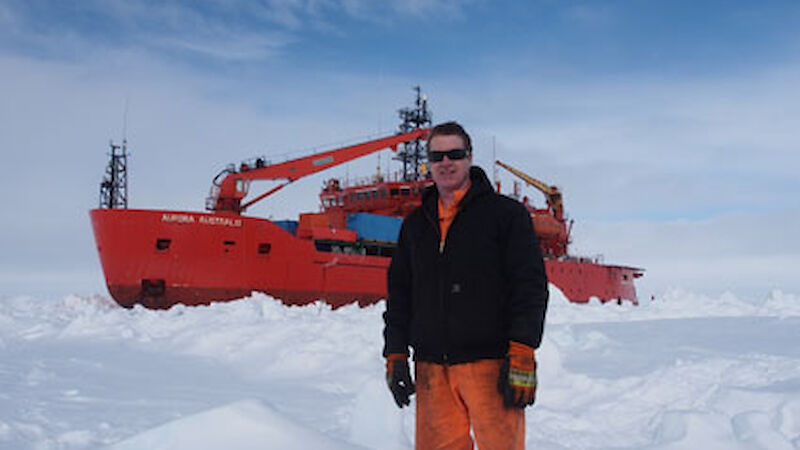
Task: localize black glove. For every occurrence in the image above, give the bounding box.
[386,353,415,408]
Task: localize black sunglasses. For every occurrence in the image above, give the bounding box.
[427,148,470,162]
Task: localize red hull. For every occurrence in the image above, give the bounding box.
[90,208,643,309]
[546,259,641,304]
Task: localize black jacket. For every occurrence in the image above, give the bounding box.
[383,166,549,364]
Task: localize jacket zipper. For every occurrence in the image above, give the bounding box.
[423,206,449,363]
[425,202,470,364]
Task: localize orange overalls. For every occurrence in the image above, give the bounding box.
[414,186,525,450]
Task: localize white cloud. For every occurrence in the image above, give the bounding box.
[573,211,800,298]
[0,1,299,65]
[431,65,800,223]
[333,0,473,22]
[0,0,482,68]
[150,31,293,62]
[390,0,471,16]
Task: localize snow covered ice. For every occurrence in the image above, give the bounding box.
[1,287,799,449]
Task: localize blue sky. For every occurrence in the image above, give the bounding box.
[1,0,799,299]
[5,1,798,77]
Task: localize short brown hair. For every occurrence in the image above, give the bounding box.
[427,121,472,153]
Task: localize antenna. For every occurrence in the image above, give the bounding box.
[122,96,130,142]
[377,68,384,133]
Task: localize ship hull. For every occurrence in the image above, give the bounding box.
[91,208,642,309]
[546,259,641,304]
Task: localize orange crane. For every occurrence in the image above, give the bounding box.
[495,159,570,258]
[208,128,430,213]
[495,159,564,221]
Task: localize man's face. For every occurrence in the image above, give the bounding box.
[428,134,472,195]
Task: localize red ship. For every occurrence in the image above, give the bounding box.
[90,89,643,309]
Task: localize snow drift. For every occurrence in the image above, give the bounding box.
[0,286,799,449]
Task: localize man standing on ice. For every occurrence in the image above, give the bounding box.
[383,121,549,449]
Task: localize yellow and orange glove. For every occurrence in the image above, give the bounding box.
[386,353,415,408]
[498,341,537,408]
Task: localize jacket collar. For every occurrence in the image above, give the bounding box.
[421,166,494,216]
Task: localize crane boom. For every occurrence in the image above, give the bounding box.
[210,128,430,213]
[495,159,564,220]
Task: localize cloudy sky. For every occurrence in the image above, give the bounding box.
[1,0,798,300]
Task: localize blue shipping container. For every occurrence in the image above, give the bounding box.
[274,220,299,236]
[346,213,402,243]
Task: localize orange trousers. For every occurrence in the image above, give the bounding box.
[415,359,525,450]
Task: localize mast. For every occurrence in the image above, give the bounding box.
[395,86,432,181]
[99,140,129,209]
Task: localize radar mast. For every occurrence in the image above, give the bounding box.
[99,140,129,209]
[395,86,432,181]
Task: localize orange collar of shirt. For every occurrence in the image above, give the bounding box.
[437,184,470,242]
